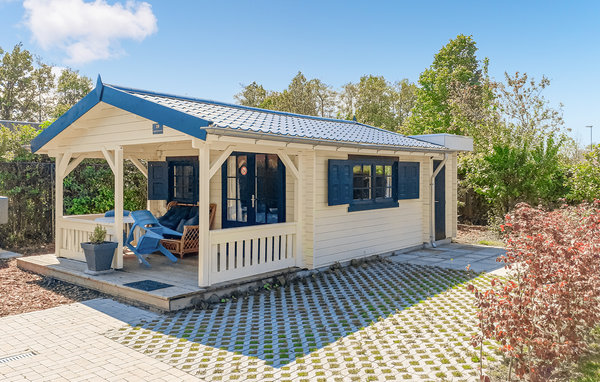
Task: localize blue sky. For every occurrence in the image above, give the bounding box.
[1,0,599,145]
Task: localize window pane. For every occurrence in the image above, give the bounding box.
[375,165,384,175]
[227,199,237,221]
[227,156,236,175]
[227,178,237,199]
[385,165,392,176]
[237,155,247,174]
[256,154,265,177]
[267,154,278,170]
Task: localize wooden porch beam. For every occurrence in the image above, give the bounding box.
[114,146,124,269]
[55,153,64,257]
[208,145,234,179]
[56,151,72,178]
[63,155,86,178]
[127,156,148,178]
[277,150,299,180]
[101,147,116,173]
[198,142,211,287]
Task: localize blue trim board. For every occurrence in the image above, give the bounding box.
[30,90,101,153]
[31,76,210,153]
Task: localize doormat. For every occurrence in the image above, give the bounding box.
[124,280,173,291]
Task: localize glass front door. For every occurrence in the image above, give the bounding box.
[222,153,285,228]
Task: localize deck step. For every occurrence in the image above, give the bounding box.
[17,255,200,312]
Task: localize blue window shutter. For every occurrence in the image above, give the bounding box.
[148,161,169,200]
[328,159,353,205]
[397,162,420,200]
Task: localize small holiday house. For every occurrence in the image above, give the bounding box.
[30,76,472,288]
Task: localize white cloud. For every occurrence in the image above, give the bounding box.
[23,0,157,64]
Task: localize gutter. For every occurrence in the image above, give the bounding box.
[203,127,451,154]
[429,153,448,247]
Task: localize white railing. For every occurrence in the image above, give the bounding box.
[209,222,297,284]
[57,215,116,261]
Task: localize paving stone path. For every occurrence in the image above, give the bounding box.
[108,245,504,381]
[1,244,504,381]
[0,299,198,381]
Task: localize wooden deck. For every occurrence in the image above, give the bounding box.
[17,253,300,312]
[18,253,205,311]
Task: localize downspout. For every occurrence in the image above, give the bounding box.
[429,153,448,247]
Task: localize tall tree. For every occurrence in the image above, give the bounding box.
[269,72,318,115]
[234,81,268,108]
[354,75,396,130]
[53,68,93,118]
[406,34,492,137]
[236,72,337,117]
[495,72,564,143]
[309,78,336,118]
[392,79,418,128]
[338,82,358,120]
[0,43,54,122]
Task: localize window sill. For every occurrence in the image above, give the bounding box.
[347,200,399,212]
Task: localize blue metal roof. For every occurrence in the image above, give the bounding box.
[31,77,444,152]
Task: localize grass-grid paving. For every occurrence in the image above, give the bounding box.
[107,261,500,381]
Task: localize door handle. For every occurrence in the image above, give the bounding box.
[251,194,255,208]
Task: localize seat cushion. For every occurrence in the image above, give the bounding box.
[159,206,189,229]
[175,218,186,233]
[185,214,199,226]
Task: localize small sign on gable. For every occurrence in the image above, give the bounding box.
[152,123,163,135]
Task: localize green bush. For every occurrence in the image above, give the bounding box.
[0,159,147,249]
[567,144,600,203]
[463,135,569,221]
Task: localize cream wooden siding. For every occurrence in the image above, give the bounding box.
[311,151,429,268]
[447,153,458,238]
[299,151,315,268]
[44,102,189,152]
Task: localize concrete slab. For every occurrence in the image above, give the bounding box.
[388,243,506,273]
[0,249,21,259]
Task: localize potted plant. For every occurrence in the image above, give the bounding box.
[81,225,118,275]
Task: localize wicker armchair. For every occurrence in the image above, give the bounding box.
[160,203,217,259]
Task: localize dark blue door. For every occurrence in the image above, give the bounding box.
[434,160,446,241]
[222,153,285,228]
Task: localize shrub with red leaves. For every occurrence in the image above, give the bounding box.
[469,201,600,381]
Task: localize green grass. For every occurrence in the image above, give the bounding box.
[574,358,600,381]
[477,239,504,247]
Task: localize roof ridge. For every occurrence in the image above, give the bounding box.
[106,83,369,126]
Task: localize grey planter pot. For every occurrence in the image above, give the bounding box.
[81,241,118,274]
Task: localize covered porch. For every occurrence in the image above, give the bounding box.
[50,136,305,290]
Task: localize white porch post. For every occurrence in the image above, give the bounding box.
[114,146,124,269]
[294,155,303,268]
[197,142,211,287]
[55,153,64,257]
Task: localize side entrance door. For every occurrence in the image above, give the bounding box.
[222,153,285,228]
[434,160,446,241]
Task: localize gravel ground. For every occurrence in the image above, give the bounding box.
[0,248,103,317]
[455,224,504,247]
